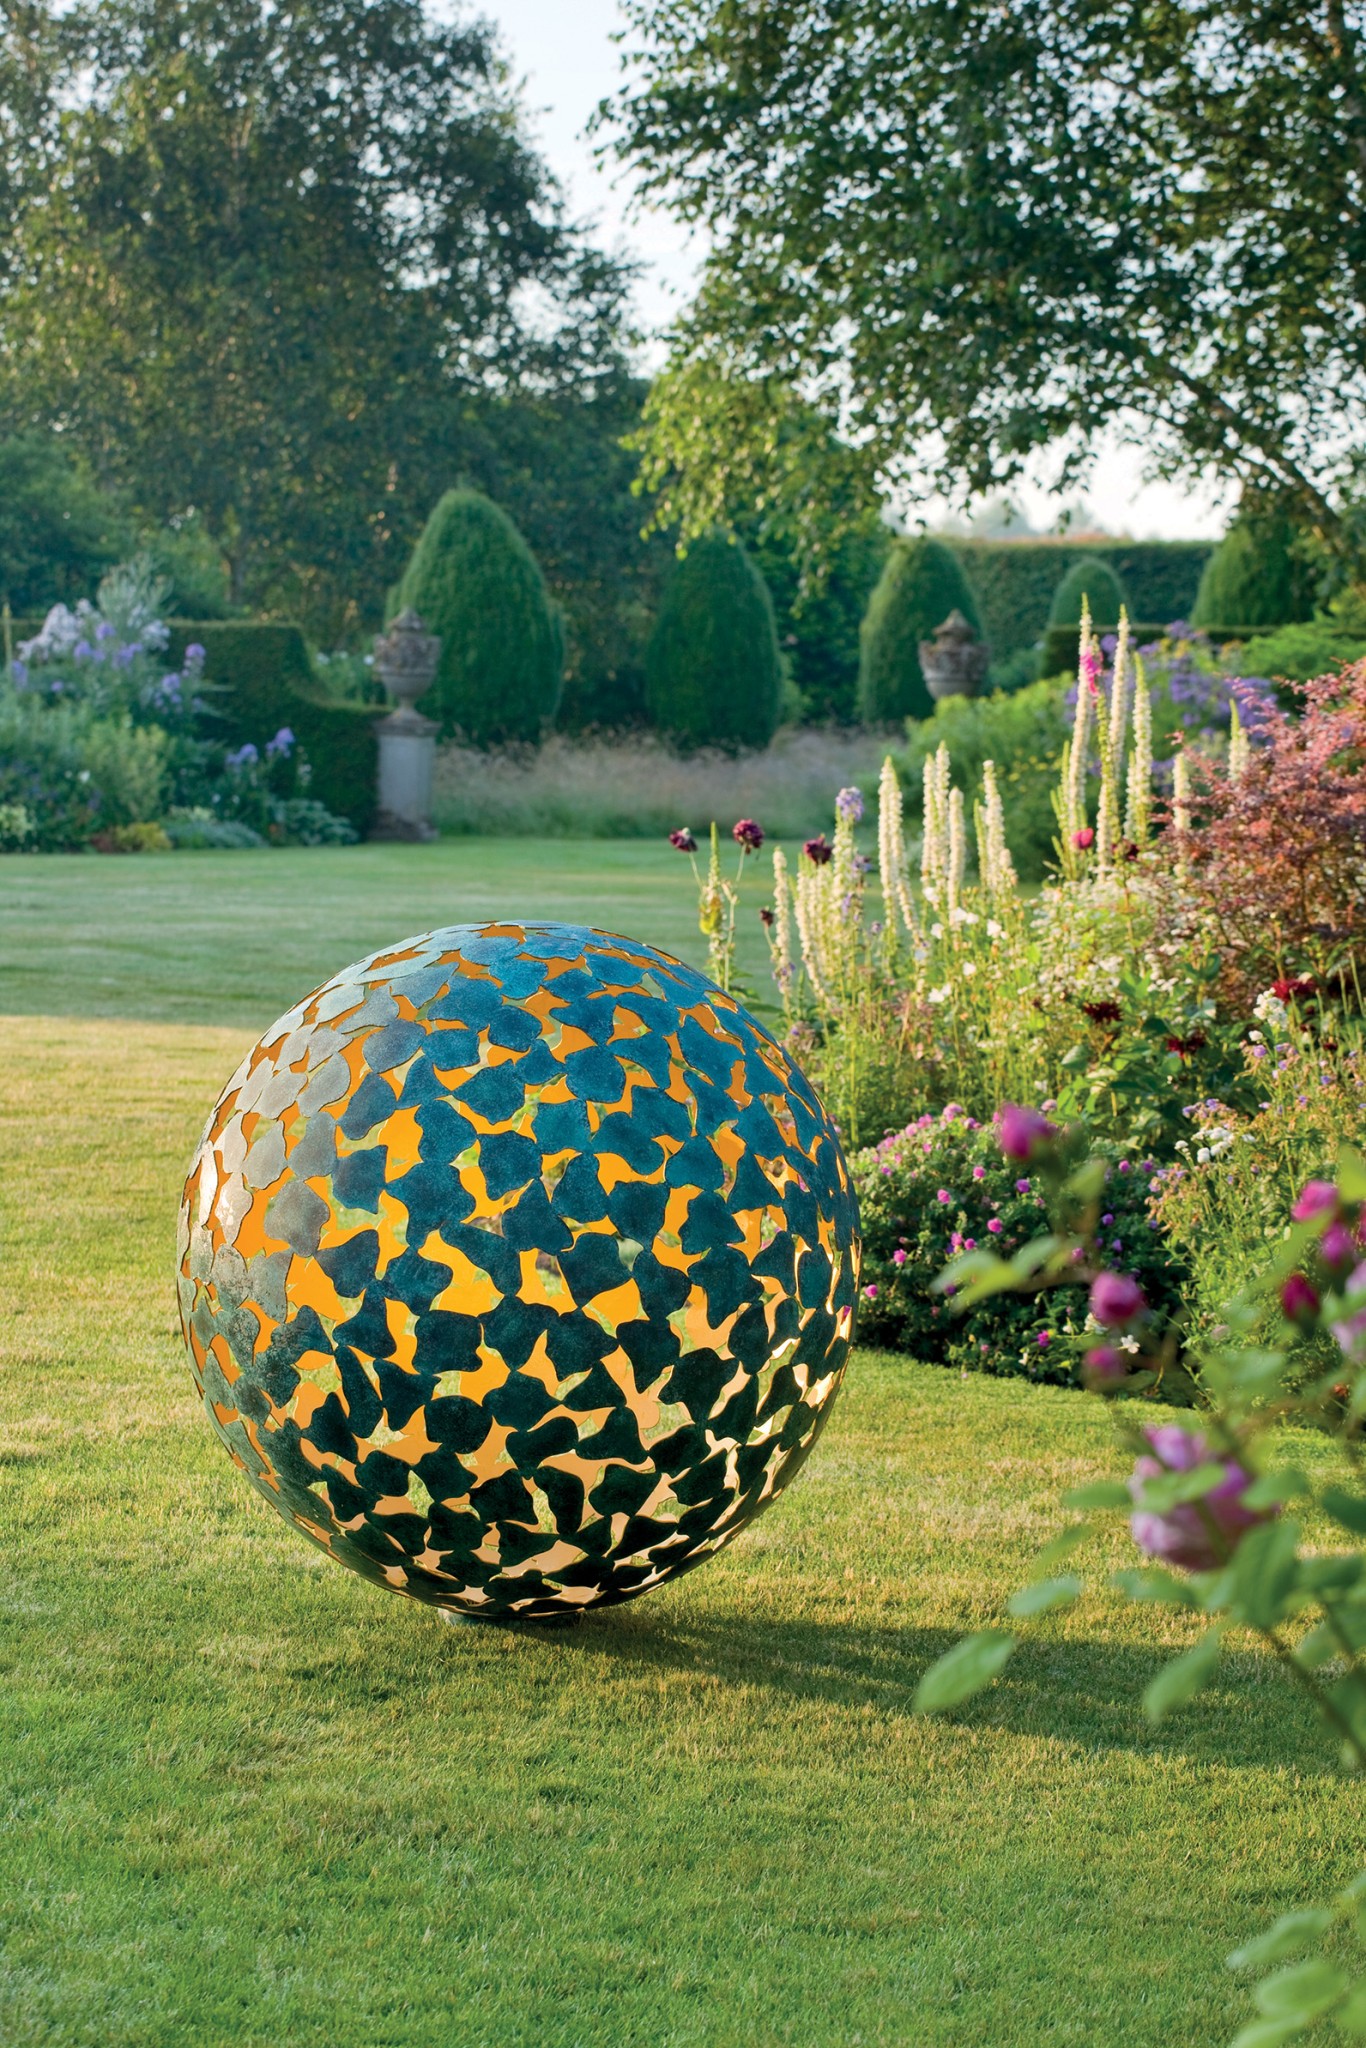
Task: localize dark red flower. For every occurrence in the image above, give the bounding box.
[1165,1031,1208,1058]
[732,818,764,852]
[1280,1273,1321,1324]
[1081,999,1122,1025]
[1272,975,1318,1002]
[668,827,697,853]
[759,906,775,928]
[803,834,834,866]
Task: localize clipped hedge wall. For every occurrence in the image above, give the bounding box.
[946,540,1214,662]
[166,622,379,834]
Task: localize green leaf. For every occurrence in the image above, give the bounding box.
[1323,1488,1366,1537]
[1230,1518,1302,1630]
[1112,1566,1200,1608]
[1006,1575,1081,1619]
[1063,1481,1131,1511]
[1252,1958,1349,2022]
[1229,2019,1310,2047]
[1242,1468,1311,1510]
[1143,1627,1224,1723]
[1228,1910,1335,1972]
[1031,1522,1094,1573]
[912,1630,1016,1714]
[1334,1978,1366,2036]
[1136,1463,1232,1512]
[1340,1145,1366,1205]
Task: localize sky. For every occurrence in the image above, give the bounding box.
[486,0,1231,541]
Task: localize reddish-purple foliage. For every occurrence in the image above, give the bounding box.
[1162,665,1366,1006]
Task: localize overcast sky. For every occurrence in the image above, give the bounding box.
[487,0,1229,540]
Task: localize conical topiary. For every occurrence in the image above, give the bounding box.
[1047,556,1126,630]
[645,531,783,748]
[858,537,982,722]
[1191,513,1314,630]
[395,488,563,743]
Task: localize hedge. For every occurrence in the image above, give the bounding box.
[946,540,1214,662]
[165,622,380,834]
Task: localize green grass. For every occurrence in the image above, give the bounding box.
[0,1012,1354,2048]
[0,841,779,1029]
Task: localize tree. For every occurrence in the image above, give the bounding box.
[0,435,128,613]
[608,0,1366,570]
[859,539,981,723]
[1192,513,1317,629]
[396,489,562,744]
[645,532,782,748]
[0,1,632,638]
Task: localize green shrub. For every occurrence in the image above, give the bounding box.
[165,622,379,834]
[852,1110,1189,1386]
[395,488,563,744]
[859,538,982,722]
[1047,556,1126,628]
[893,677,1070,880]
[644,531,783,748]
[80,715,170,825]
[1191,513,1315,629]
[1231,619,1366,686]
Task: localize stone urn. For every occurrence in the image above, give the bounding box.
[919,609,989,701]
[371,609,442,842]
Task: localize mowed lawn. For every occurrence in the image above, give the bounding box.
[0,839,779,1028]
[0,848,1355,2047]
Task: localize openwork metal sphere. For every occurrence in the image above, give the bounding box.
[177,922,860,1622]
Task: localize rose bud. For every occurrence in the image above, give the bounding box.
[995,1103,1058,1163]
[1130,1426,1271,1572]
[1090,1271,1148,1327]
[1279,1273,1320,1324]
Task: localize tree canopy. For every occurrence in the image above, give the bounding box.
[608,0,1366,568]
[0,0,632,636]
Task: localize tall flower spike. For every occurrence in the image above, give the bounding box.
[1229,699,1250,783]
[934,743,953,893]
[877,754,918,945]
[947,786,966,920]
[981,758,1017,897]
[921,753,941,903]
[1066,600,1094,851]
[1172,749,1192,881]
[1125,653,1153,846]
[1109,608,1132,826]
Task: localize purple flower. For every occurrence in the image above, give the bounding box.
[9,659,26,687]
[1130,1427,1271,1571]
[972,1165,986,1180]
[891,1248,907,1267]
[1322,1221,1357,1269]
[266,726,294,760]
[1015,1177,1031,1193]
[1293,1180,1338,1222]
[1090,1271,1147,1327]
[987,1217,1003,1234]
[73,639,92,661]
[1082,1345,1127,1389]
[732,818,764,852]
[95,620,115,641]
[835,786,865,823]
[1037,1330,1051,1347]
[936,1188,952,1204]
[225,742,259,771]
[185,642,206,664]
[668,828,697,853]
[996,1104,1058,1163]
[863,1284,878,1301]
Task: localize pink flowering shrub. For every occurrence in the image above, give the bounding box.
[851,1106,1187,1385]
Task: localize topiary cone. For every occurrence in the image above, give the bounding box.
[644,531,783,748]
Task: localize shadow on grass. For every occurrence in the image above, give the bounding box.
[492,1605,1332,1775]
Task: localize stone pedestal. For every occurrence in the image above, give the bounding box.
[373,707,439,842]
[368,608,442,842]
